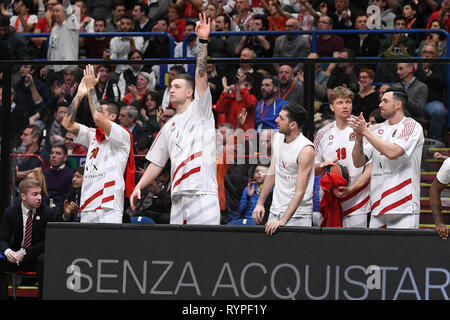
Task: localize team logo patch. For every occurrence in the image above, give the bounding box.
[392,129,397,137]
[329,134,334,140]
[349,132,356,141]
[378,129,384,135]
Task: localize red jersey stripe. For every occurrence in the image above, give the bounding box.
[80,189,104,211]
[172,166,201,190]
[102,195,115,204]
[343,195,370,216]
[172,151,202,181]
[378,194,413,216]
[339,182,370,203]
[104,180,115,188]
[371,178,412,211]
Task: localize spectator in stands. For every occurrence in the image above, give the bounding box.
[42,143,73,208]
[403,1,422,46]
[326,48,359,96]
[47,102,68,146]
[353,68,379,120]
[106,0,125,32]
[51,66,80,105]
[273,18,311,72]
[395,62,428,120]
[368,108,384,125]
[426,0,450,32]
[216,72,257,131]
[379,16,417,57]
[31,0,54,58]
[138,91,161,134]
[59,166,84,222]
[64,132,86,155]
[14,125,49,180]
[143,18,171,60]
[371,0,396,30]
[81,18,110,59]
[208,14,238,58]
[110,14,145,74]
[4,88,28,143]
[206,60,223,104]
[235,14,274,58]
[415,44,447,141]
[255,75,290,131]
[172,0,204,20]
[161,65,185,110]
[128,162,171,224]
[10,0,37,32]
[117,50,155,100]
[119,105,149,147]
[75,0,94,33]
[277,64,303,106]
[377,83,390,99]
[231,0,254,31]
[93,64,120,102]
[345,13,380,70]
[44,0,79,79]
[168,3,185,43]
[430,157,450,240]
[0,14,29,59]
[0,177,55,300]
[235,163,270,223]
[174,20,198,58]
[316,14,344,57]
[121,71,157,106]
[326,0,363,41]
[296,52,330,107]
[13,64,51,127]
[132,2,154,40]
[261,0,287,31]
[417,19,447,56]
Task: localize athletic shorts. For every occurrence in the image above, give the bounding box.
[170,194,220,225]
[80,208,123,223]
[369,214,419,229]
[268,212,312,227]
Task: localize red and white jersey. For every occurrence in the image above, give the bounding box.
[364,117,424,216]
[436,158,450,185]
[147,87,218,196]
[271,131,315,218]
[74,122,131,212]
[314,122,371,216]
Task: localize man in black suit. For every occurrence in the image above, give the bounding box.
[0,177,56,300]
[119,105,149,151]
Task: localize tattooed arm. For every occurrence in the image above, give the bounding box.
[195,12,210,98]
[83,64,113,136]
[62,84,84,136]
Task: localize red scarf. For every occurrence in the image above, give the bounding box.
[319,173,348,227]
[95,127,136,198]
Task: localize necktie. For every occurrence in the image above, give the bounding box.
[24,211,33,248]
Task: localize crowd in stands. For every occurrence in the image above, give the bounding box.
[0,0,449,226]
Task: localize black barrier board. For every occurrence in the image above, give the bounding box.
[43,223,450,300]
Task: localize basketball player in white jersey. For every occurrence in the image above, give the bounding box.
[314,86,372,228]
[252,104,315,235]
[348,86,424,229]
[62,65,134,223]
[130,12,220,225]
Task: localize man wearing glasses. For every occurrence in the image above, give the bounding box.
[348,86,424,229]
[315,15,344,58]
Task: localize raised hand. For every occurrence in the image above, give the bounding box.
[196,11,210,40]
[83,64,99,90]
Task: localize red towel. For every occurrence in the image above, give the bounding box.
[319,172,348,227]
[95,127,136,198]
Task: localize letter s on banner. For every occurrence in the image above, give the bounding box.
[366,5,381,29]
[66,258,93,293]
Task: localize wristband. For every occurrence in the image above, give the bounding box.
[198,38,208,43]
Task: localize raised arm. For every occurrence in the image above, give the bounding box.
[83,64,113,136]
[195,12,210,98]
[62,78,88,136]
